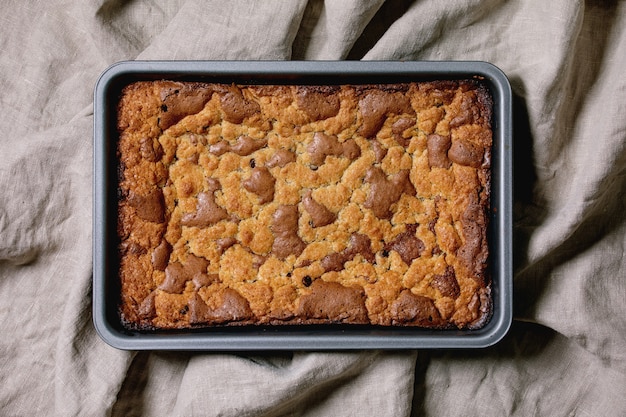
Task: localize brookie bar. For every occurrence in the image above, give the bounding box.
[116,79,493,330]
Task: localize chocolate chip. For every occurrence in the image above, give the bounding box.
[302,275,312,287]
[249,158,256,168]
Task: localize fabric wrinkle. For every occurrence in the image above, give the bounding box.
[0,1,625,416]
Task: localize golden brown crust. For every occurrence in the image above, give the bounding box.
[116,80,493,330]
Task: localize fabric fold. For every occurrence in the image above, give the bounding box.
[136,0,309,60]
[1,0,625,416]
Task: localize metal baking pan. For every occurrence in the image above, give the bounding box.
[93,60,512,350]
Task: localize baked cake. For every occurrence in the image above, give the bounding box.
[116,79,493,330]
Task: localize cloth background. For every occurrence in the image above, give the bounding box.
[1,1,625,415]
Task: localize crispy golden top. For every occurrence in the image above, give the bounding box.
[116,80,492,330]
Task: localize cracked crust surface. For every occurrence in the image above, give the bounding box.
[116,80,492,330]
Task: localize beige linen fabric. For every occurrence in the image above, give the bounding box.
[1,1,624,416]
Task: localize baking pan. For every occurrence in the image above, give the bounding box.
[93,60,512,350]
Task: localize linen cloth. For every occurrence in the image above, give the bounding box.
[1,1,625,415]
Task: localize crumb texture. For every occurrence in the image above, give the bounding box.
[116,79,492,330]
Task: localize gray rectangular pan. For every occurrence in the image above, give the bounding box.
[93,60,512,350]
